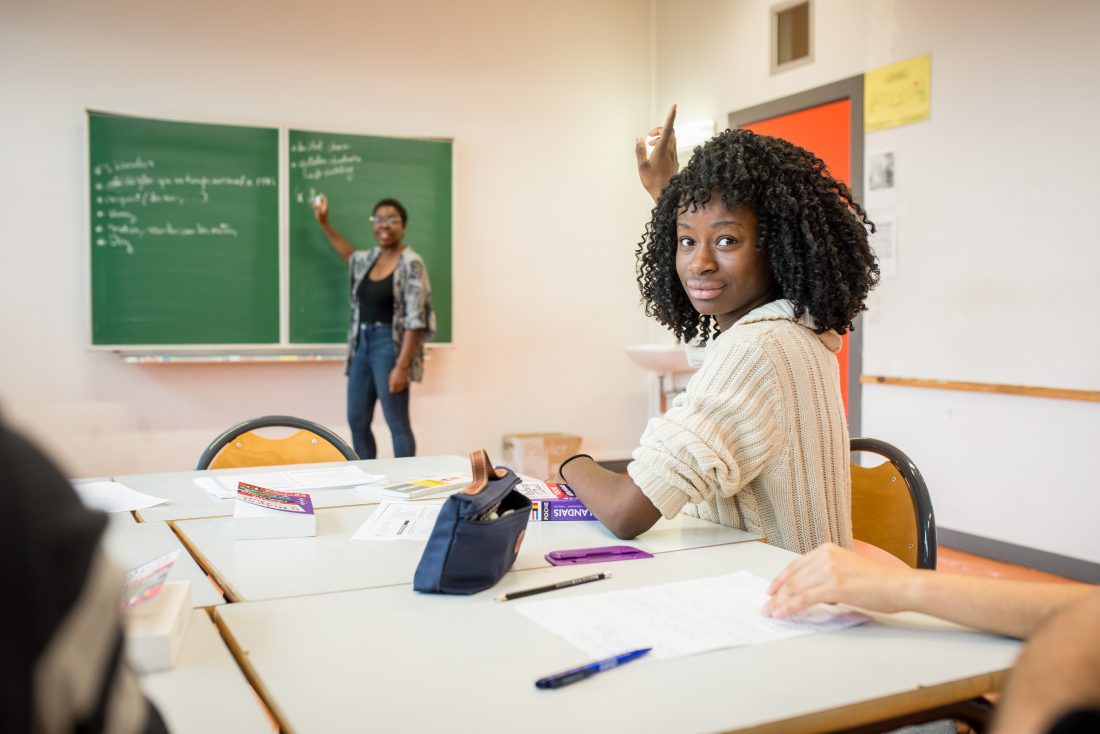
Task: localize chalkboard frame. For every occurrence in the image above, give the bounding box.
[85,108,455,357]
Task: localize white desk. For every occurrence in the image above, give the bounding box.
[215,542,1020,734]
[119,456,469,522]
[139,610,273,734]
[103,520,225,608]
[175,504,759,601]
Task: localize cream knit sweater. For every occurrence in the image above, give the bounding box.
[628,300,852,554]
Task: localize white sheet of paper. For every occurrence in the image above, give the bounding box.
[72,481,168,513]
[286,465,381,488]
[194,477,235,499]
[351,502,442,541]
[213,466,381,494]
[514,571,869,660]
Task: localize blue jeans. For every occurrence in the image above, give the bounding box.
[347,322,415,459]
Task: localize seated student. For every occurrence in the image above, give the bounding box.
[0,414,167,733]
[559,106,879,552]
[764,543,1099,734]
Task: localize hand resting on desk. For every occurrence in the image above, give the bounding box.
[764,542,1091,641]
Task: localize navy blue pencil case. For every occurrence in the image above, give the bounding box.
[413,450,532,595]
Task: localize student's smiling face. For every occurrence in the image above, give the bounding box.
[675,198,776,333]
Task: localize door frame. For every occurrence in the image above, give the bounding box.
[727,75,866,437]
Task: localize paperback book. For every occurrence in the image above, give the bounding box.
[515,481,596,522]
[357,475,471,501]
[233,482,316,539]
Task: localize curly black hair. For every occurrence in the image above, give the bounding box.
[636,128,879,344]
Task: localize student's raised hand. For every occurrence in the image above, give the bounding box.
[635,104,679,202]
[763,543,913,619]
[312,194,329,225]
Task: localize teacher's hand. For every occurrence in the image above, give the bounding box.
[388,365,409,394]
[635,104,679,203]
[312,194,329,225]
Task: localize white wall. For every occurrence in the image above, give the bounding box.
[653,0,1100,563]
[0,0,655,476]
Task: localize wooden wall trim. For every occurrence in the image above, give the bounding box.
[861,375,1100,404]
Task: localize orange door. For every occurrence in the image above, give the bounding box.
[740,99,854,414]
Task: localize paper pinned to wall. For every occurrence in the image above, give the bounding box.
[514,571,868,660]
[865,54,932,132]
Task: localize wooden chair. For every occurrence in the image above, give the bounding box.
[195,415,358,470]
[850,437,937,570]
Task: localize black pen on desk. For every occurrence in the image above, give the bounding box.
[396,520,410,535]
[496,572,611,602]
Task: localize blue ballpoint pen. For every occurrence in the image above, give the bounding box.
[534,648,652,689]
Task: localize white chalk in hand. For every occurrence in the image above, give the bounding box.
[312,194,327,208]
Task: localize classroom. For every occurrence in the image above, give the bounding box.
[2,0,1098,732]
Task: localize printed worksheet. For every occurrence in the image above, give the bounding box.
[514,571,869,660]
[351,501,442,541]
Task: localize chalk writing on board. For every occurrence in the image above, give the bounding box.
[289,138,365,198]
[91,156,274,255]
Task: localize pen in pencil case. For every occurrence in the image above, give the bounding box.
[496,572,611,602]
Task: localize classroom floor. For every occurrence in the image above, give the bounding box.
[937,546,1074,583]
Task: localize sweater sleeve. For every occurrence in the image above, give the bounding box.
[627,334,786,519]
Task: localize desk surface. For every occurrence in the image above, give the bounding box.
[215,541,1020,734]
[103,520,225,608]
[139,610,272,734]
[121,455,470,522]
[175,504,759,602]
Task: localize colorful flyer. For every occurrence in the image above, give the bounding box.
[237,482,314,514]
[122,549,181,610]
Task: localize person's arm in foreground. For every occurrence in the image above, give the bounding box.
[765,543,1091,639]
[635,104,679,202]
[388,328,424,393]
[557,456,660,540]
[991,587,1100,734]
[312,195,355,263]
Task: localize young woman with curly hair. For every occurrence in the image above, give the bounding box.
[557,106,879,553]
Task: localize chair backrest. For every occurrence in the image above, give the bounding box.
[196,415,359,470]
[850,437,937,570]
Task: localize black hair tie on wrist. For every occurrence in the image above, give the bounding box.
[558,453,594,483]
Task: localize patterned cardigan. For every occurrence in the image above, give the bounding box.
[347,246,436,381]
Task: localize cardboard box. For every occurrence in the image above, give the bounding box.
[123,581,192,673]
[501,433,582,479]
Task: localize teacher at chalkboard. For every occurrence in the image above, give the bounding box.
[312,195,435,459]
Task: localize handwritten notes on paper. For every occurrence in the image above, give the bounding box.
[514,571,868,660]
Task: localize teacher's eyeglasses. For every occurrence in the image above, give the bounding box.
[370,215,402,226]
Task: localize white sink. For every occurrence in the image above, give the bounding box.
[625,344,694,374]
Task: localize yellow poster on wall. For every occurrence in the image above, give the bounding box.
[864,54,932,132]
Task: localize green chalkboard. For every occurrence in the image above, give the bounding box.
[288,130,452,344]
[89,112,280,345]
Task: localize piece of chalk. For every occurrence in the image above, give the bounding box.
[312,194,326,207]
